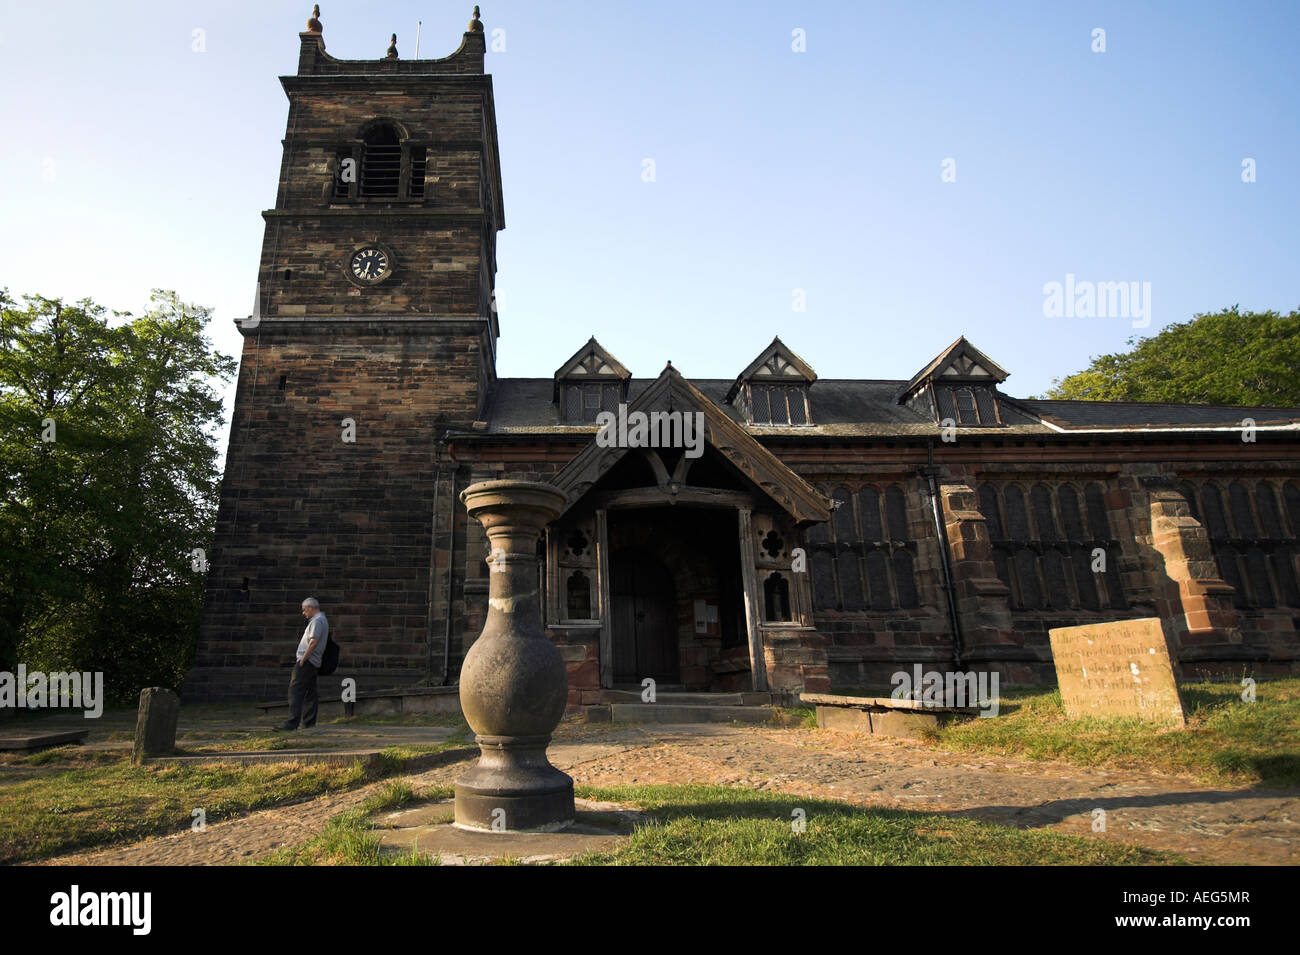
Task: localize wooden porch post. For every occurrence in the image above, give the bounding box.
[737,506,768,691]
[595,508,613,688]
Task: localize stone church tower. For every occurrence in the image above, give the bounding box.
[185,11,501,701]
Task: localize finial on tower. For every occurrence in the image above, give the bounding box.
[468,6,483,33]
[306,5,322,33]
[386,33,398,58]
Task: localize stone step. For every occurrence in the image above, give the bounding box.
[602,691,769,706]
[256,685,462,718]
[0,729,89,752]
[609,703,774,724]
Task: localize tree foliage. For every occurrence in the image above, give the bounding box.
[0,289,235,703]
[1043,307,1300,406]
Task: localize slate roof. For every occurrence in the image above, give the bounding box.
[473,377,1300,439]
[1018,400,1300,430]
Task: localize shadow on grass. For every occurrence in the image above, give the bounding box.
[573,784,1178,865]
[951,783,1298,829]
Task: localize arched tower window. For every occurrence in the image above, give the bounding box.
[332,122,428,202]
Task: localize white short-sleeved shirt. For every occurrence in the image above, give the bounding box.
[297,612,328,667]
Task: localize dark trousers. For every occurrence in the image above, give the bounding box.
[287,660,319,728]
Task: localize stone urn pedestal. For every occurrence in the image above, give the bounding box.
[454,480,574,832]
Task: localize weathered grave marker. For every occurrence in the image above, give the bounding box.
[1048,618,1186,728]
[133,687,180,764]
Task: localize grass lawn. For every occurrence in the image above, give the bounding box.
[0,759,364,864]
[260,781,447,866]
[174,725,471,756]
[0,742,472,865]
[572,785,1182,865]
[893,677,1300,788]
[265,782,1182,866]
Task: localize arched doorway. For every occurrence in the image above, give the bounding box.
[611,548,678,685]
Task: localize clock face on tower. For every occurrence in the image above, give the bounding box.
[347,245,393,285]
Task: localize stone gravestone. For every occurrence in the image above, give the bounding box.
[133,687,180,764]
[1048,618,1186,728]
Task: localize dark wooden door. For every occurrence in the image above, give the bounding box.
[612,550,678,684]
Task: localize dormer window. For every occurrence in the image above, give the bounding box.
[553,337,631,424]
[333,121,427,202]
[726,337,817,426]
[897,337,1009,428]
[752,383,808,425]
[564,382,621,423]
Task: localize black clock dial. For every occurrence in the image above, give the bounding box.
[350,248,389,282]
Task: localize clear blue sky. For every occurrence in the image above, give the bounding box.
[2,1,1296,443]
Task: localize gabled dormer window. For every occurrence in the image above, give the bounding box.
[553,337,631,424]
[752,383,809,425]
[897,336,1010,428]
[726,337,816,425]
[563,382,621,423]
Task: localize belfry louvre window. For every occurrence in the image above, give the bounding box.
[408,147,427,199]
[332,150,353,199]
[334,124,428,201]
[360,126,402,197]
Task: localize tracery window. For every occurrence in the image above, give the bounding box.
[548,519,599,623]
[806,483,920,611]
[763,572,791,621]
[1178,479,1300,610]
[977,481,1125,612]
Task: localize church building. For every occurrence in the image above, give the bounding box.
[184,10,1300,707]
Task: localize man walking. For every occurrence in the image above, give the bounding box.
[279,597,328,730]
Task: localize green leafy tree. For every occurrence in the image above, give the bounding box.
[1043,307,1300,406]
[0,289,235,702]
